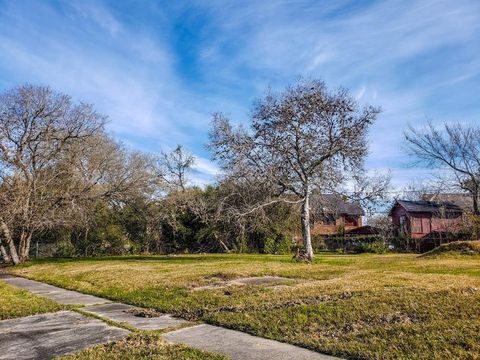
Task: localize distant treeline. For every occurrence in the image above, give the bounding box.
[3,78,479,263]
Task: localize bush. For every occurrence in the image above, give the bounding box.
[312,234,388,254]
[311,235,327,252]
[263,233,294,254]
[263,237,276,254]
[53,240,77,258]
[355,241,387,254]
[100,224,131,255]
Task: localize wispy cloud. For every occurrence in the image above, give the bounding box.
[0,0,479,186]
[193,156,222,176]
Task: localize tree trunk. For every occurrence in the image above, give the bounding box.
[0,243,12,263]
[301,193,314,261]
[473,192,479,216]
[0,221,20,265]
[19,230,33,262]
[471,192,480,239]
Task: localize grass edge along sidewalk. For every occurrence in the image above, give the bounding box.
[1,272,340,360]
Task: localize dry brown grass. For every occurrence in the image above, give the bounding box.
[12,253,480,359]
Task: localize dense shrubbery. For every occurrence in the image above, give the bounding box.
[355,241,388,254]
[31,187,299,258]
[312,234,388,254]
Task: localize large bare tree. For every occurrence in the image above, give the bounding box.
[0,85,106,263]
[209,79,380,260]
[405,122,480,215]
[0,85,158,264]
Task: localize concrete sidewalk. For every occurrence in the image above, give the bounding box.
[0,311,128,360]
[163,324,339,360]
[0,274,108,306]
[1,273,341,360]
[82,302,189,330]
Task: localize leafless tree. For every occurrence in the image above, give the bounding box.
[158,145,195,192]
[339,170,391,217]
[368,214,394,246]
[0,85,159,264]
[405,122,480,215]
[0,85,106,263]
[208,79,380,260]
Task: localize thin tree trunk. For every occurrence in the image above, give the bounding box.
[0,242,12,263]
[216,235,231,253]
[301,192,314,261]
[19,231,33,261]
[18,228,32,262]
[84,228,89,257]
[473,192,480,215]
[0,221,20,265]
[472,192,480,239]
[19,230,27,261]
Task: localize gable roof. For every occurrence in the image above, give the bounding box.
[422,193,473,212]
[315,194,365,216]
[391,200,463,215]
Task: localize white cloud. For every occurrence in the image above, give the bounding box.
[1,0,479,188]
[69,1,123,37]
[192,156,222,177]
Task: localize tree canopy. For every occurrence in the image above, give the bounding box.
[209,79,381,260]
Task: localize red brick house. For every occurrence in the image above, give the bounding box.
[389,200,464,239]
[310,195,364,236]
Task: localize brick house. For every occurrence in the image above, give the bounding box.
[310,195,364,236]
[389,200,464,239]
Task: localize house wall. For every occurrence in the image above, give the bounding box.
[430,215,463,232]
[311,215,362,236]
[409,212,432,239]
[391,205,408,227]
[391,205,463,239]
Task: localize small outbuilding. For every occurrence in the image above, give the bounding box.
[389,200,464,239]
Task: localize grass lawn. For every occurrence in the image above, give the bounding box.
[0,279,64,320]
[59,333,228,360]
[0,274,225,360]
[11,253,480,360]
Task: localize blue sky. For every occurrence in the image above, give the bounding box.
[0,0,479,187]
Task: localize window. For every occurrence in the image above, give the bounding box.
[412,218,422,233]
[320,213,336,225]
[344,215,358,226]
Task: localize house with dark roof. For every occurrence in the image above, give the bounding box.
[421,193,473,213]
[310,194,365,236]
[389,199,464,239]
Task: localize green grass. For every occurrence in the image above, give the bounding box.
[11,253,480,359]
[0,280,64,320]
[58,332,228,360]
[0,276,224,360]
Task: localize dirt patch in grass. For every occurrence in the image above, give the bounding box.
[192,275,294,291]
[126,307,164,318]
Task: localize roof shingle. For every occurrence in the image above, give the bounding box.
[393,200,463,214]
